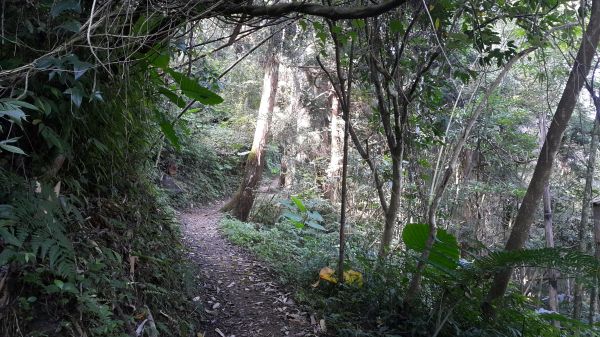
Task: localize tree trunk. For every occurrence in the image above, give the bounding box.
[380,151,403,255]
[577,117,600,320]
[591,199,600,323]
[326,86,342,203]
[538,113,559,317]
[482,0,600,315]
[543,184,559,312]
[222,41,280,221]
[586,86,600,323]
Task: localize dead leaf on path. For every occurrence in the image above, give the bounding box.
[215,328,226,337]
[212,302,221,309]
[196,332,205,337]
[319,319,327,332]
[227,281,235,288]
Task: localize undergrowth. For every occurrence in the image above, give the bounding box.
[160,131,238,209]
[0,172,203,336]
[220,215,599,337]
[0,46,206,334]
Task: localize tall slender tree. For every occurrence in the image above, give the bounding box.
[222,32,281,221]
[538,112,559,318]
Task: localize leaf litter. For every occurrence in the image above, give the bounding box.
[180,202,321,337]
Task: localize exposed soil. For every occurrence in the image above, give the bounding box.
[180,201,321,337]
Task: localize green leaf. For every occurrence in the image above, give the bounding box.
[0,105,26,122]
[390,19,404,34]
[159,120,180,151]
[150,52,170,69]
[53,279,65,289]
[281,211,302,223]
[291,219,304,229]
[50,0,81,18]
[0,143,26,155]
[166,69,223,105]
[308,210,324,222]
[402,223,460,270]
[0,248,15,265]
[290,196,306,212]
[39,124,65,151]
[306,221,326,231]
[64,86,84,107]
[158,87,187,108]
[8,100,39,111]
[71,59,93,80]
[0,227,22,246]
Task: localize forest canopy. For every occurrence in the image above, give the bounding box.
[2,0,600,336]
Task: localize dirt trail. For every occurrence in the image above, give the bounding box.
[180,201,319,337]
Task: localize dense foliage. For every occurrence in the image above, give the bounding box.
[3,0,600,336]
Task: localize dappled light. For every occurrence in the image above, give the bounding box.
[2,0,600,336]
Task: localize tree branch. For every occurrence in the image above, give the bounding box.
[219,0,409,20]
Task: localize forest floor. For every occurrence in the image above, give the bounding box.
[180,200,319,337]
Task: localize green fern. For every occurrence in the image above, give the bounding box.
[1,180,77,280]
[472,247,599,278]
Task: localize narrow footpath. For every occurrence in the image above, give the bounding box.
[180,201,320,337]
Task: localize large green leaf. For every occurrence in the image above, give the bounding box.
[158,87,187,108]
[166,69,223,105]
[159,121,180,151]
[402,223,460,270]
[0,140,26,155]
[290,195,306,212]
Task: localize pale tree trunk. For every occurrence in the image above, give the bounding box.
[539,113,559,321]
[585,86,600,323]
[577,117,600,321]
[482,0,600,315]
[222,39,280,221]
[380,151,403,254]
[325,86,342,202]
[591,199,600,323]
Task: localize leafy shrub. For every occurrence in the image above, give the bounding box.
[220,215,600,337]
[0,172,203,336]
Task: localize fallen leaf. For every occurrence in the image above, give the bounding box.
[319,319,327,332]
[215,328,226,337]
[343,269,363,287]
[319,267,337,284]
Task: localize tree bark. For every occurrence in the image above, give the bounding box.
[577,117,600,320]
[482,0,600,315]
[380,151,403,255]
[325,86,342,203]
[585,85,600,323]
[591,198,600,323]
[539,113,559,322]
[222,39,280,221]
